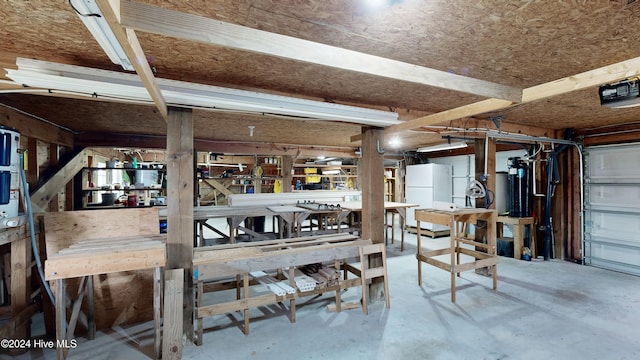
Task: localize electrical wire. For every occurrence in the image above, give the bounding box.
[529,142,544,158]
[484,189,495,209]
[68,0,101,17]
[20,152,55,304]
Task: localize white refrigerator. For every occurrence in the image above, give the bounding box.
[405,163,452,231]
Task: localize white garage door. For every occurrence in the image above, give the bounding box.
[584,143,640,276]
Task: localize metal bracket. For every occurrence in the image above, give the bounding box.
[489,115,505,131]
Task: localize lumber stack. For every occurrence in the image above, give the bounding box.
[299,263,341,288]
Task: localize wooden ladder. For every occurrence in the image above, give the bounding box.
[359,243,390,315]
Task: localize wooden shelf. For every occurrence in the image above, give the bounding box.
[292,174,357,178]
[84,167,165,171]
[293,164,356,168]
[83,188,164,192]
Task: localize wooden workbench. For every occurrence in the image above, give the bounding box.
[44,208,166,360]
[163,205,347,246]
[338,201,418,250]
[415,208,499,302]
[496,215,536,259]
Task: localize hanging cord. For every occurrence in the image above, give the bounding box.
[68,0,101,17]
[484,188,495,209]
[20,152,55,304]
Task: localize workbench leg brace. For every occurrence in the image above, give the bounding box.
[55,277,93,360]
[54,266,163,360]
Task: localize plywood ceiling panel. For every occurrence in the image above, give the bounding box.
[1,0,640,151]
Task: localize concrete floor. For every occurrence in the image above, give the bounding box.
[7,218,640,360]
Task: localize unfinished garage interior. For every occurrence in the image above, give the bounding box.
[1,0,640,359]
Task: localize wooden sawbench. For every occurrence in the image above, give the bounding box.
[43,207,166,360]
[192,233,374,344]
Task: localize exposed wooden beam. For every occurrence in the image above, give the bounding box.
[522,56,640,103]
[119,1,522,102]
[0,105,74,147]
[581,130,640,146]
[95,0,168,120]
[74,132,357,158]
[384,56,640,134]
[352,116,554,143]
[195,141,358,158]
[30,150,88,212]
[385,99,514,134]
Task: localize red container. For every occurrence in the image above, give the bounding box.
[127,194,137,207]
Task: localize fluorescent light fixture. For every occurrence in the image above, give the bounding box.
[599,79,640,108]
[6,58,399,127]
[417,141,468,153]
[70,0,134,71]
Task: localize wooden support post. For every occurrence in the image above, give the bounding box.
[196,280,203,346]
[55,279,66,360]
[26,137,38,189]
[288,266,296,322]
[282,156,293,192]
[474,138,496,275]
[570,147,582,261]
[166,107,195,343]
[154,266,162,359]
[167,107,195,268]
[334,259,342,312]
[86,275,95,340]
[37,218,56,337]
[485,139,496,209]
[243,273,249,335]
[361,127,385,242]
[361,127,385,303]
[162,269,184,360]
[65,179,74,211]
[11,234,31,343]
[48,144,60,212]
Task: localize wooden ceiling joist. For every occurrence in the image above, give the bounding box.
[95,0,168,120]
[118,0,522,103]
[386,56,640,134]
[74,131,356,158]
[0,105,74,147]
[522,56,640,103]
[385,98,514,135]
